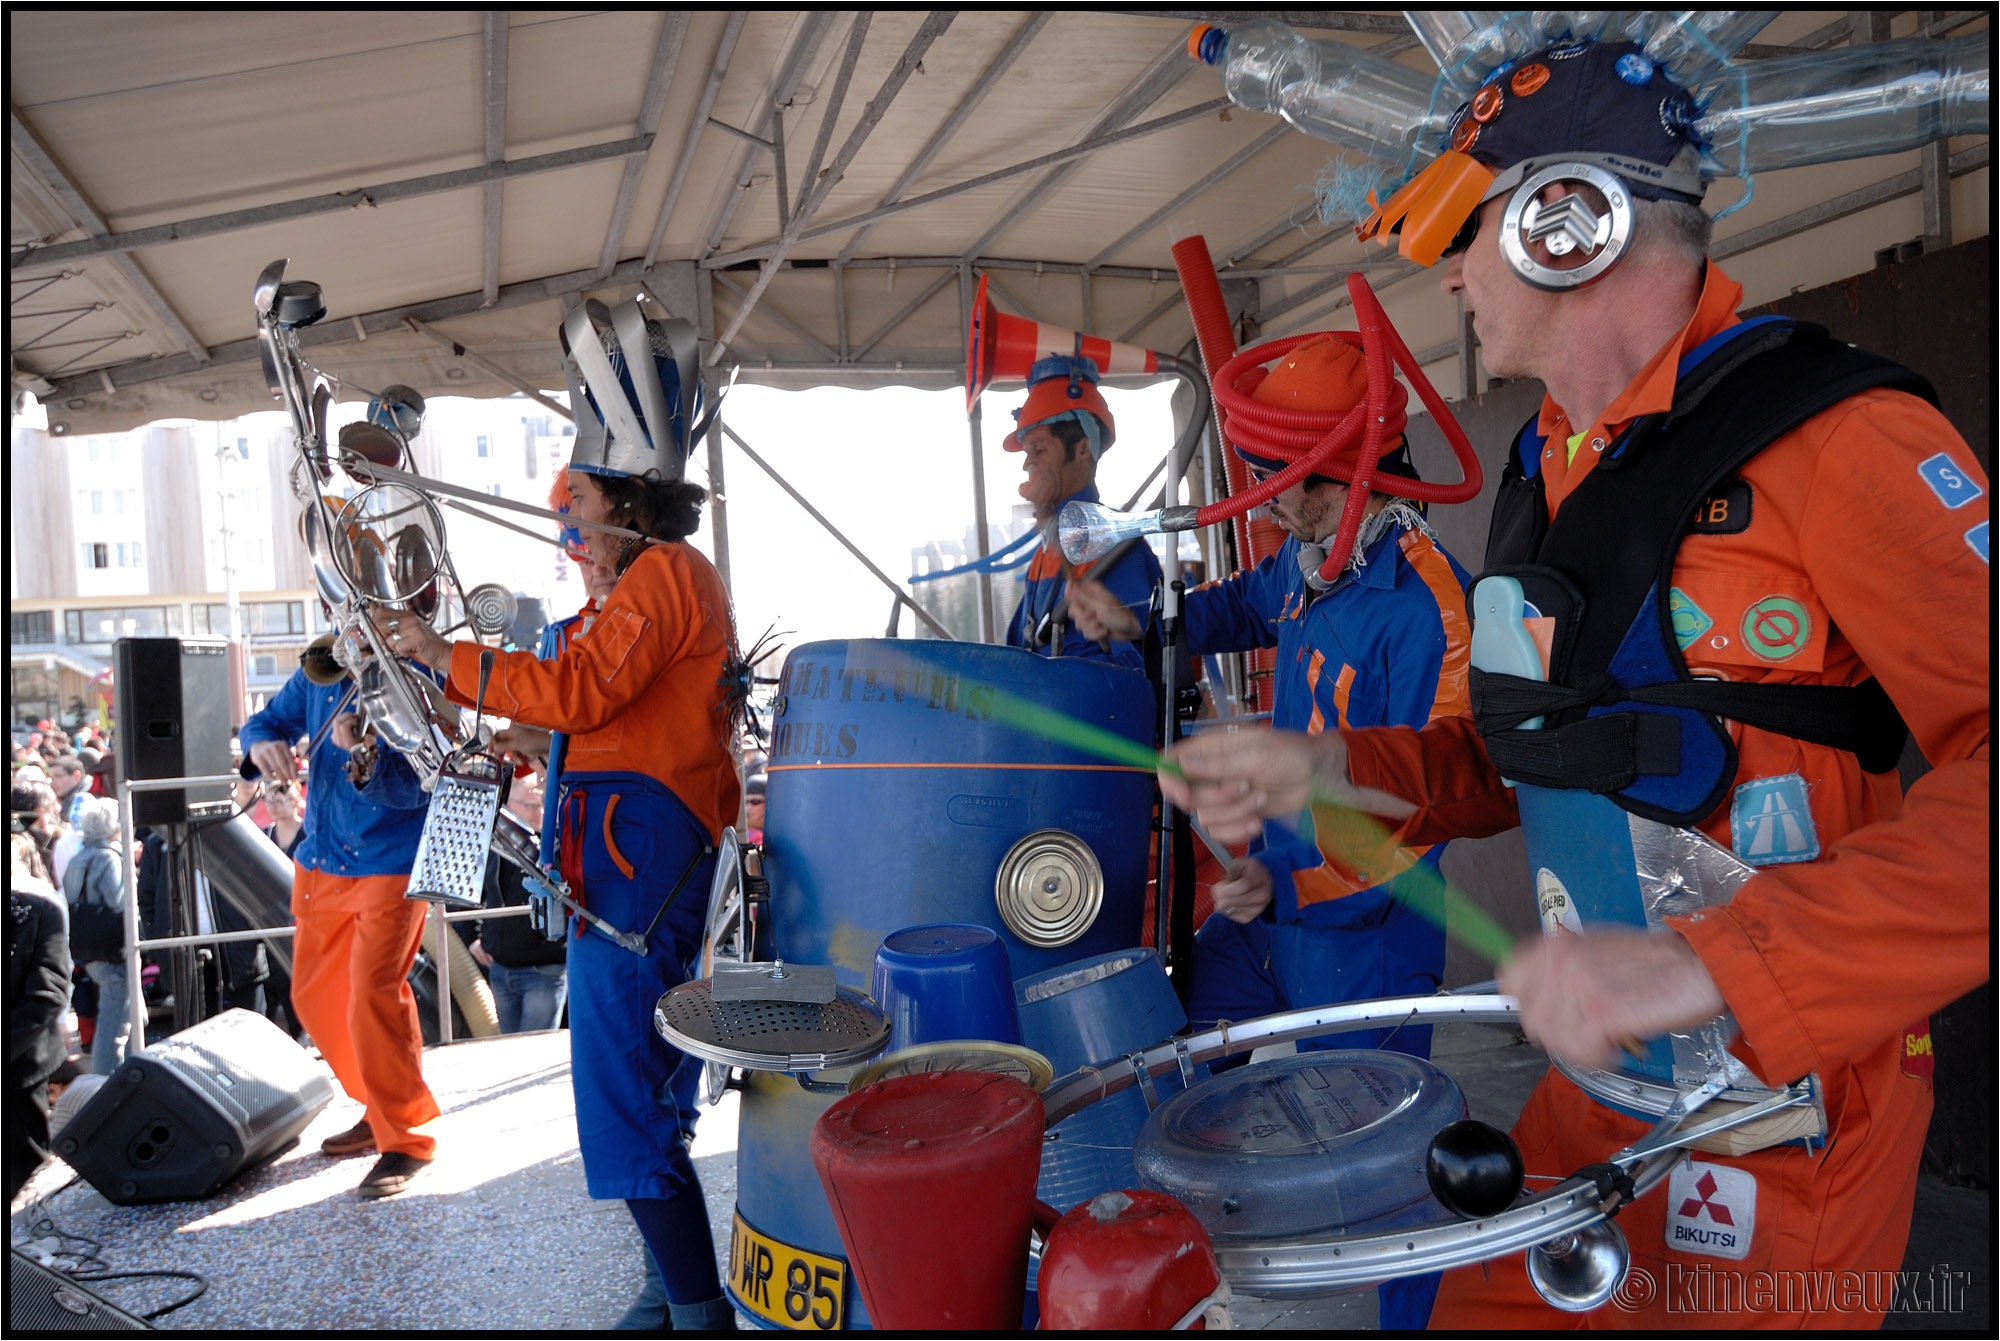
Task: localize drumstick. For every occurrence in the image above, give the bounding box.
[973,681,1509,959]
[972,678,1648,1059]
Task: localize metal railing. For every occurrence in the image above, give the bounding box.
[114,772,533,1061]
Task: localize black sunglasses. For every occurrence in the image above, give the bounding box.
[1439,210,1482,260]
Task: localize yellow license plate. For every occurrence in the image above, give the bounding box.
[729,1211,847,1331]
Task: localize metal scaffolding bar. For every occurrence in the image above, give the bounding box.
[403,317,572,420]
[793,12,873,230]
[702,97,1230,269]
[481,13,510,307]
[14,134,655,272]
[641,12,748,271]
[9,112,211,362]
[718,420,955,639]
[711,270,840,362]
[698,12,836,259]
[709,12,956,364]
[835,11,1052,267]
[957,36,1196,264]
[598,13,689,277]
[1083,123,1291,273]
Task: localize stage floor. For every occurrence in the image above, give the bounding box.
[9,1023,1988,1330]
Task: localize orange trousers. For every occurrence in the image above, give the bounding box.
[290,866,441,1159]
[1430,1068,1930,1331]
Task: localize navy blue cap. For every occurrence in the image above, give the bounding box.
[1445,41,1705,204]
[1238,438,1420,484]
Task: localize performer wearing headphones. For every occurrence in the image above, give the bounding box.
[1165,36,1989,1329]
[1071,334,1473,1331]
[1006,354,1161,667]
[379,300,740,1331]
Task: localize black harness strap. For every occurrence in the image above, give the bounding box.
[1474,321,1933,813]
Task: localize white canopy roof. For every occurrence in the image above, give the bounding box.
[10,10,1989,434]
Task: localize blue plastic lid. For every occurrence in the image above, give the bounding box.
[1134,1050,1467,1238]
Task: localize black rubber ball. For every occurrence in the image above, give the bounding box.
[1426,1119,1525,1219]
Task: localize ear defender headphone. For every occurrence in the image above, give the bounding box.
[1498,161,1635,291]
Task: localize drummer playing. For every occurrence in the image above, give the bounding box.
[1070,332,1474,1333]
[1158,35,1989,1331]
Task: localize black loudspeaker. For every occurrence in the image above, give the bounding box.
[53,1010,334,1206]
[8,1250,155,1330]
[113,637,233,826]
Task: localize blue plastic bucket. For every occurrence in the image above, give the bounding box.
[872,923,1022,1052]
[1014,948,1204,1215]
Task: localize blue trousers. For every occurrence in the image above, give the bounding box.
[558,771,715,1203]
[490,961,567,1034]
[84,960,132,1075]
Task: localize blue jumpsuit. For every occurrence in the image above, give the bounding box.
[444,542,738,1304]
[1182,519,1472,1329]
[1179,520,1472,1049]
[1006,485,1162,669]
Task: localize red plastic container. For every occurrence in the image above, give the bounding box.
[811,1070,1047,1330]
[1038,1188,1222,1331]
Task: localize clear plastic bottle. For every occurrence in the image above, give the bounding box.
[1193,19,1447,165]
[1696,32,1990,177]
[1403,10,1511,96]
[1632,11,1779,88]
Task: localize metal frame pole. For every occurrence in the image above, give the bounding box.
[718,421,955,639]
[968,398,996,644]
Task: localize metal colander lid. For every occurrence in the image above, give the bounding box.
[847,1041,1056,1094]
[656,978,891,1072]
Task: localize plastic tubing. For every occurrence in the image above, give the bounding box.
[1695,32,1990,176]
[1192,274,1483,582]
[1171,233,1259,569]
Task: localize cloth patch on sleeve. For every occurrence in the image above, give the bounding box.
[1966,519,1989,564]
[1666,1161,1756,1260]
[1687,479,1752,535]
[1667,587,1712,650]
[1901,1020,1935,1086]
[1731,773,1820,865]
[1918,452,1983,509]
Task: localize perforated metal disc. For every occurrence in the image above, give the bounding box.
[656,979,891,1073]
[994,829,1103,948]
[847,1041,1055,1094]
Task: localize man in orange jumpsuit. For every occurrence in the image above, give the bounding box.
[241,667,441,1198]
[1163,37,1989,1330]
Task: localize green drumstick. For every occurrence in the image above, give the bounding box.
[967,676,1519,969]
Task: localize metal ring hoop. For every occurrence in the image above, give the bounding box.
[1498,161,1633,291]
[1041,993,1810,1297]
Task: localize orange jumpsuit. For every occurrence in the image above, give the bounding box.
[1342,263,1990,1329]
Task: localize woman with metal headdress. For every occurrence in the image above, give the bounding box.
[378,299,740,1331]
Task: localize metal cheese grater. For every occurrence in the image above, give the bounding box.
[405,752,503,909]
